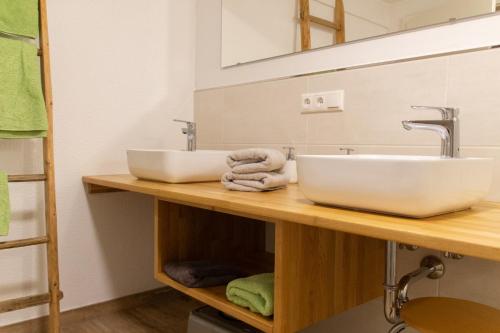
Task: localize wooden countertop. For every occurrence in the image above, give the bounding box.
[83,174,500,262]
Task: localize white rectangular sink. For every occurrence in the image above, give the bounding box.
[127,149,230,183]
[297,154,494,218]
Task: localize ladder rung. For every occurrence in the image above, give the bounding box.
[309,15,340,30]
[0,236,49,250]
[0,292,63,314]
[7,174,47,183]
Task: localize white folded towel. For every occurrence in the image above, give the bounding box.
[221,171,290,192]
[226,148,286,174]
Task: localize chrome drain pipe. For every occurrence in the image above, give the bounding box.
[384,240,400,324]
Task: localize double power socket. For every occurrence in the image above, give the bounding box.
[301,90,344,113]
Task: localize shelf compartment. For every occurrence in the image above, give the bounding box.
[156,273,273,332]
[154,199,274,332]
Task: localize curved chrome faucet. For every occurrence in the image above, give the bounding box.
[402,121,451,157]
[402,106,460,158]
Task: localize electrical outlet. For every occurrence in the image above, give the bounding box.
[301,90,344,113]
[301,94,313,111]
[315,95,327,111]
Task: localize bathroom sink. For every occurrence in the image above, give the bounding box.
[296,155,494,218]
[127,149,230,183]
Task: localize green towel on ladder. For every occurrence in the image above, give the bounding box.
[226,273,274,316]
[0,37,47,138]
[0,172,10,236]
[0,0,39,38]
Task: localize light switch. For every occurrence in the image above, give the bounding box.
[301,90,344,113]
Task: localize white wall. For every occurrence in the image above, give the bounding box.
[196,0,500,90]
[0,0,196,326]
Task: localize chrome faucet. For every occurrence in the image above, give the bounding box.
[173,119,196,151]
[402,106,460,158]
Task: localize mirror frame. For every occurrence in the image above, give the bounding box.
[195,1,500,90]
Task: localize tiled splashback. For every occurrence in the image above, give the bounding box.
[195,47,500,202]
[194,47,500,317]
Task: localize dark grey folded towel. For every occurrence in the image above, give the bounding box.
[164,261,244,288]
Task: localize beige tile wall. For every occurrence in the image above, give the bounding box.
[194,47,500,323]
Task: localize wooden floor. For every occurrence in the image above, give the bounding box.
[1,289,202,333]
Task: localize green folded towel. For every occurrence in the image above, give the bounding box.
[226,273,274,316]
[0,0,39,38]
[0,37,47,138]
[0,172,11,236]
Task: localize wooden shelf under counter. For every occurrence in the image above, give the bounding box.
[154,199,275,332]
[83,174,500,332]
[84,175,389,332]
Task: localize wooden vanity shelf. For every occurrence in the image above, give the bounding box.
[154,199,274,332]
[81,174,500,332]
[82,175,500,331]
[151,197,384,333]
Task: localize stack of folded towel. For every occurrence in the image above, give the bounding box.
[222,149,290,192]
[226,273,274,316]
[164,261,244,288]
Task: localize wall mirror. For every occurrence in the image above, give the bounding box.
[221,0,499,68]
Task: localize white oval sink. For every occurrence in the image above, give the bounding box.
[297,154,494,218]
[127,149,230,183]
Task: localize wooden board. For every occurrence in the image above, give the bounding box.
[83,175,500,262]
[274,222,384,333]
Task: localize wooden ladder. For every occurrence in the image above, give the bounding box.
[0,0,62,332]
[299,0,345,51]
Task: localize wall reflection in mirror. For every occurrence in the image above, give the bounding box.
[221,0,498,67]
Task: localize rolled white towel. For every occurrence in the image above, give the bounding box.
[227,148,286,174]
[222,171,290,192]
